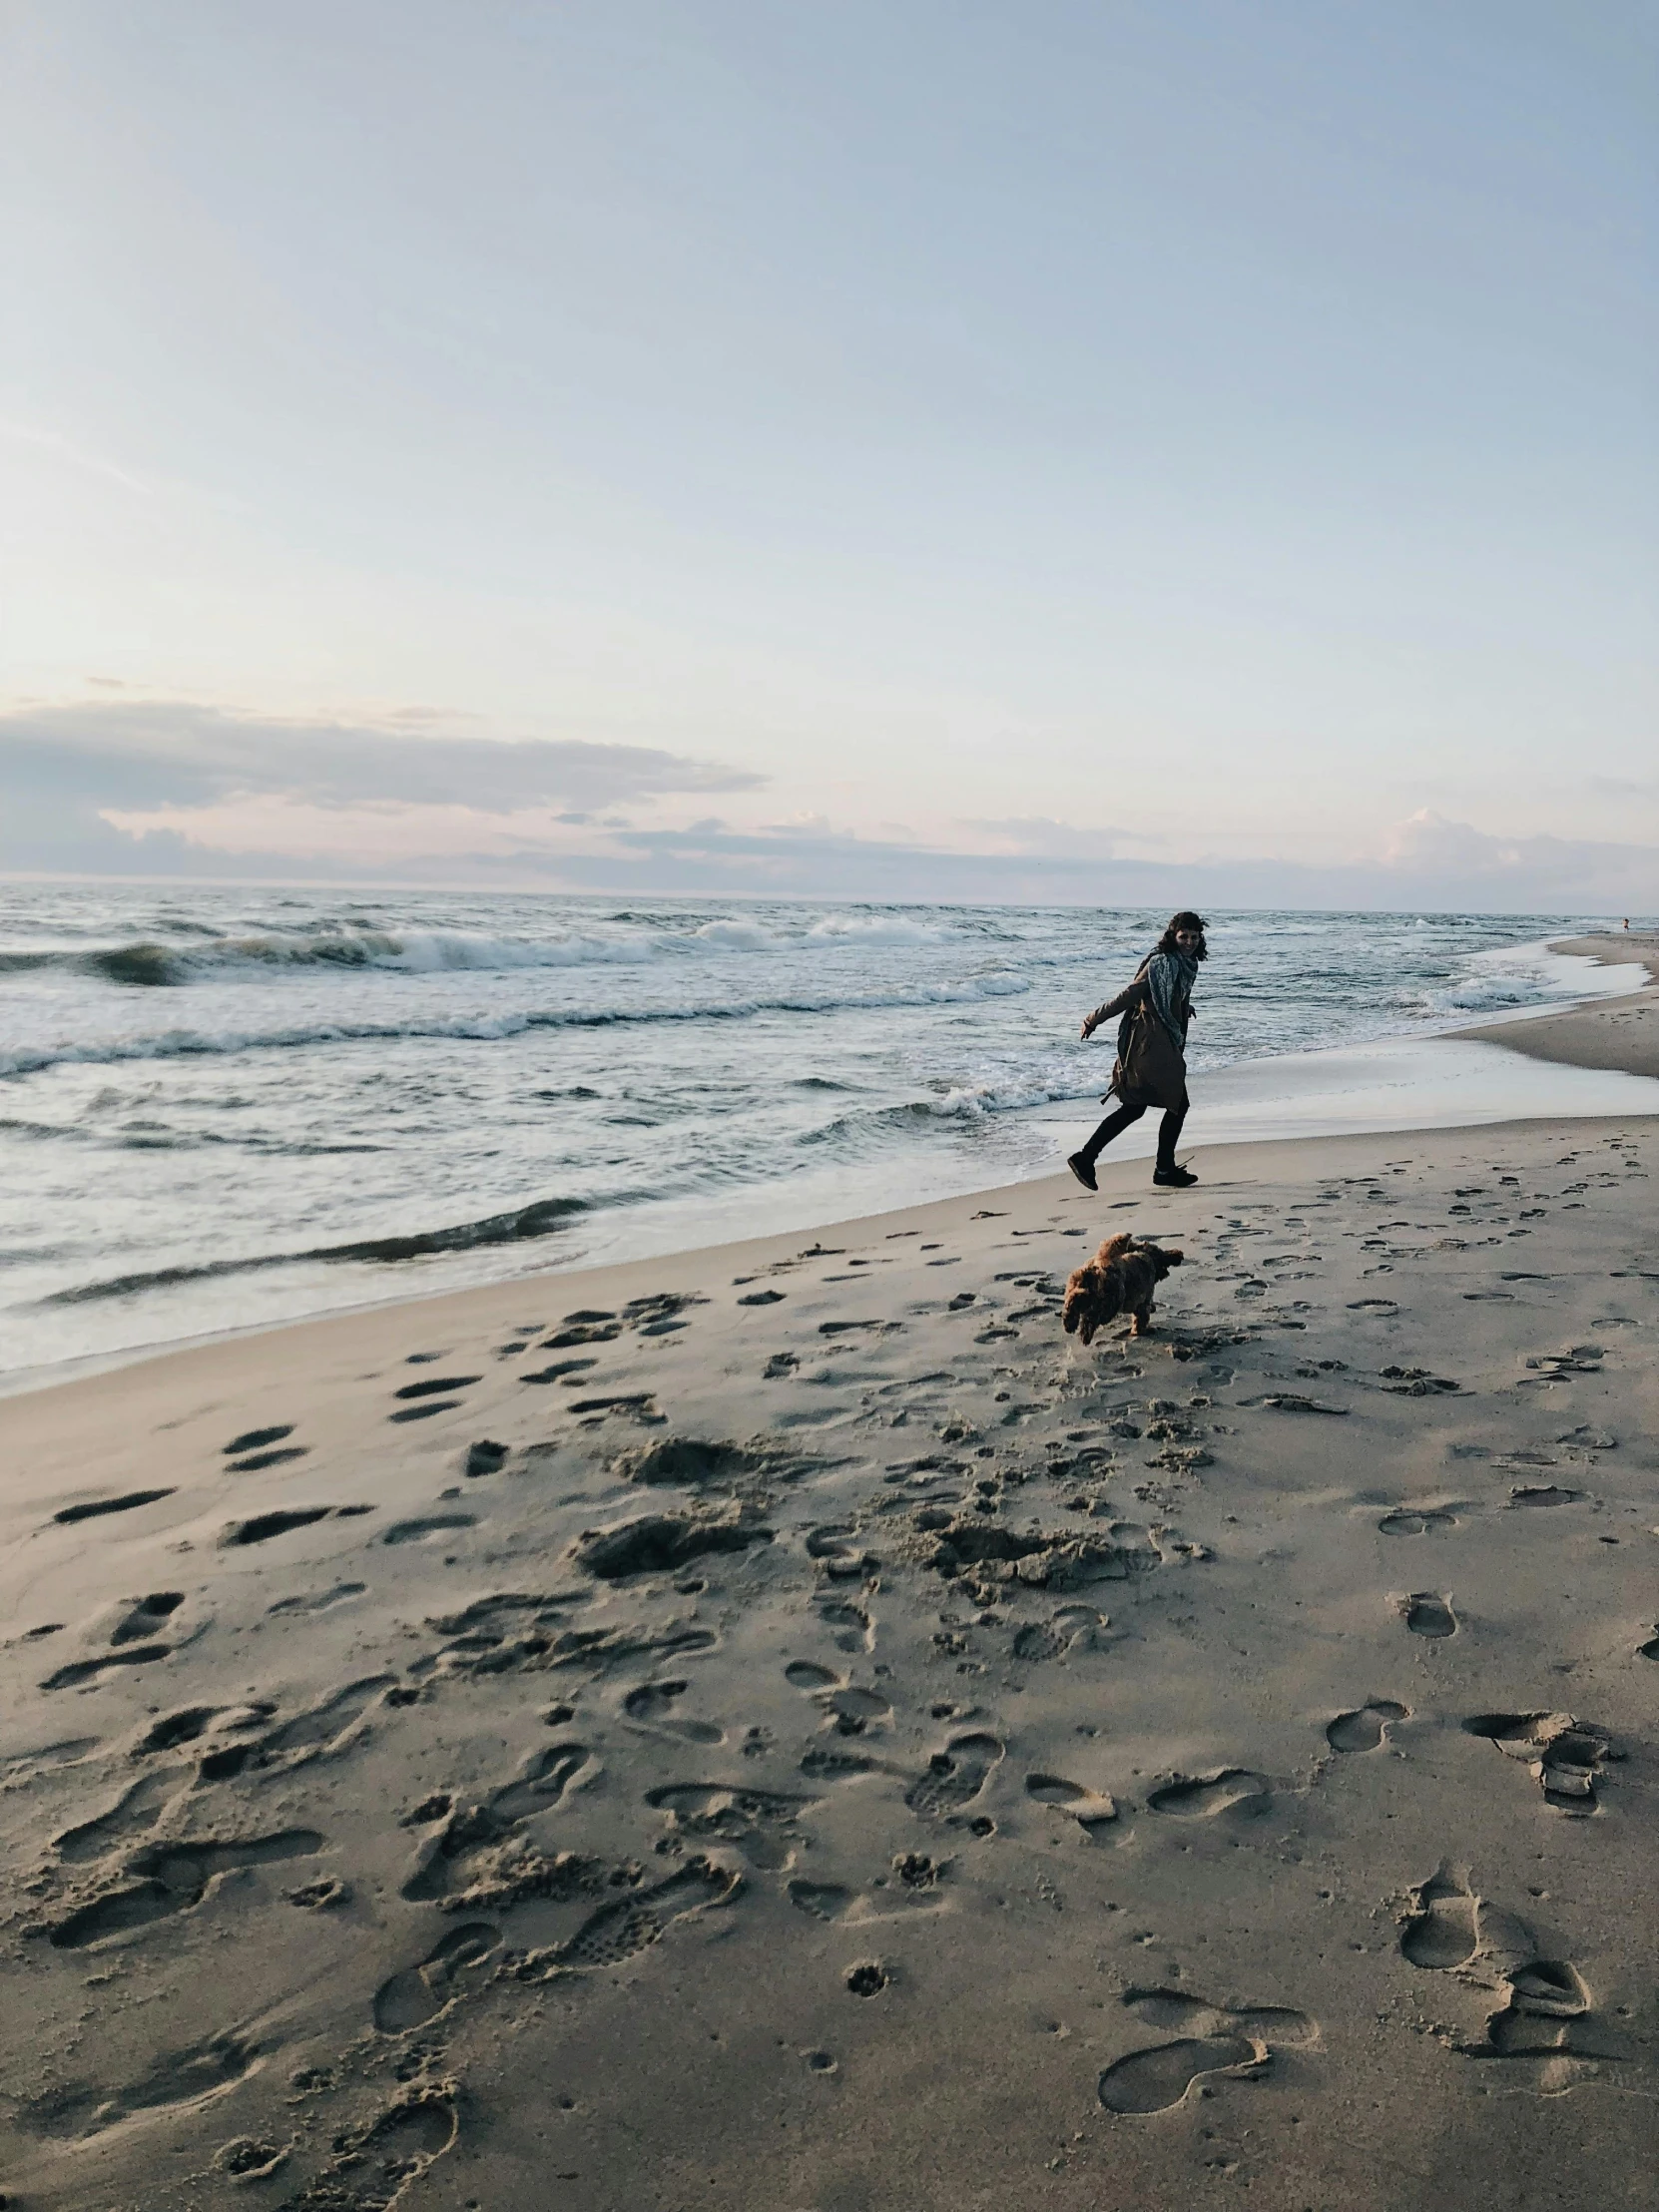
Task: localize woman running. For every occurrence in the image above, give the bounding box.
[1067,912,1206,1191]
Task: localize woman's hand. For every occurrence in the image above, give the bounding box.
[1079,1015,1097,1041]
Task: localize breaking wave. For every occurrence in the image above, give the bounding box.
[0,910,967,989]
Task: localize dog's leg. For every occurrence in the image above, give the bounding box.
[1130,1304,1152,1338]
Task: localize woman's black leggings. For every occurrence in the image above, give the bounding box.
[1079,1097,1188,1173]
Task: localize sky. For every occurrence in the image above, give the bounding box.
[2,1,1656,909]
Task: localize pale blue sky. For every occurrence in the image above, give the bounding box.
[2,2,1656,902]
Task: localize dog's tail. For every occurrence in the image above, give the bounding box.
[1093,1232,1135,1267]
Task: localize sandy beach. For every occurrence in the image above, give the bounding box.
[3,938,1657,2212]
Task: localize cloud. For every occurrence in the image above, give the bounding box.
[954,817,1147,859]
[3,698,763,809]
[0,698,766,874]
[4,700,1657,912]
[1377,810,1659,904]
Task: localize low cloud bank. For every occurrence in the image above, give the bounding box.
[4,700,1656,914]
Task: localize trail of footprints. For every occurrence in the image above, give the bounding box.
[23,1143,1655,2183]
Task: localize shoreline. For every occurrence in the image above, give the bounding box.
[3,1100,1656,1422]
[5,934,1657,1403]
[1447,930,1659,1077]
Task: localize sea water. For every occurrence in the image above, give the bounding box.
[0,883,1644,1381]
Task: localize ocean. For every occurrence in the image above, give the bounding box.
[0,882,1643,1382]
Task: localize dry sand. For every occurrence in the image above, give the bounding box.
[3,958,1658,2210]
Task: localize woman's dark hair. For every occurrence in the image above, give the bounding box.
[1155,910,1208,959]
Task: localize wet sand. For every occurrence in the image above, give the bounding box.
[1450,931,1659,1078]
[2,979,1657,2208]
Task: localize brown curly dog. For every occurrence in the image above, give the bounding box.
[1061,1232,1185,1345]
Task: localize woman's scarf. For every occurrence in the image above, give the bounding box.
[1145,949,1198,1046]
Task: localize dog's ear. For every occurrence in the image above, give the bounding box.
[1165,1249,1185,1266]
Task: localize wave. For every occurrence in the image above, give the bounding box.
[42,1194,589,1305]
[799,1074,1097,1150]
[0,912,969,989]
[0,975,1035,1079]
[0,925,666,986]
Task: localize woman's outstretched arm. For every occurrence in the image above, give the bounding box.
[1080,977,1149,1039]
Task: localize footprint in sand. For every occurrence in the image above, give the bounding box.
[904,1733,1004,1820]
[214,2137,288,2180]
[624,1678,724,1743]
[51,1488,176,1528]
[389,1374,482,1423]
[267,1582,366,1616]
[1399,1592,1456,1638]
[0,1737,99,1785]
[1506,1485,1585,1509]
[785,1660,842,1692]
[223,1422,309,1472]
[311,2092,458,2197]
[224,1423,294,1453]
[1012,1606,1101,1662]
[554,1858,739,1970]
[1378,1508,1457,1536]
[490,1742,595,1817]
[1400,1866,1478,1968]
[1024,1773,1117,1836]
[1097,1989,1315,2114]
[522,1356,598,1385]
[40,1644,177,1692]
[1146,1769,1272,1819]
[25,2031,258,2139]
[1478,1957,1598,2077]
[54,1771,189,1864]
[788,1868,942,1932]
[806,1524,869,1578]
[800,1748,880,1787]
[48,1829,325,1949]
[1098,2034,1261,2113]
[572,1512,773,1580]
[382,1512,478,1545]
[219,1506,369,1549]
[135,1702,275,1757]
[373,1922,502,2032]
[196,1673,395,1782]
[397,1747,593,1902]
[1462,1712,1614,1814]
[647,1781,816,1868]
[1327,1701,1409,1753]
[106,1591,185,1645]
[788,1879,856,1921]
[817,1597,874,1653]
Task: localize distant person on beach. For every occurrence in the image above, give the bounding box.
[1068,911,1206,1191]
